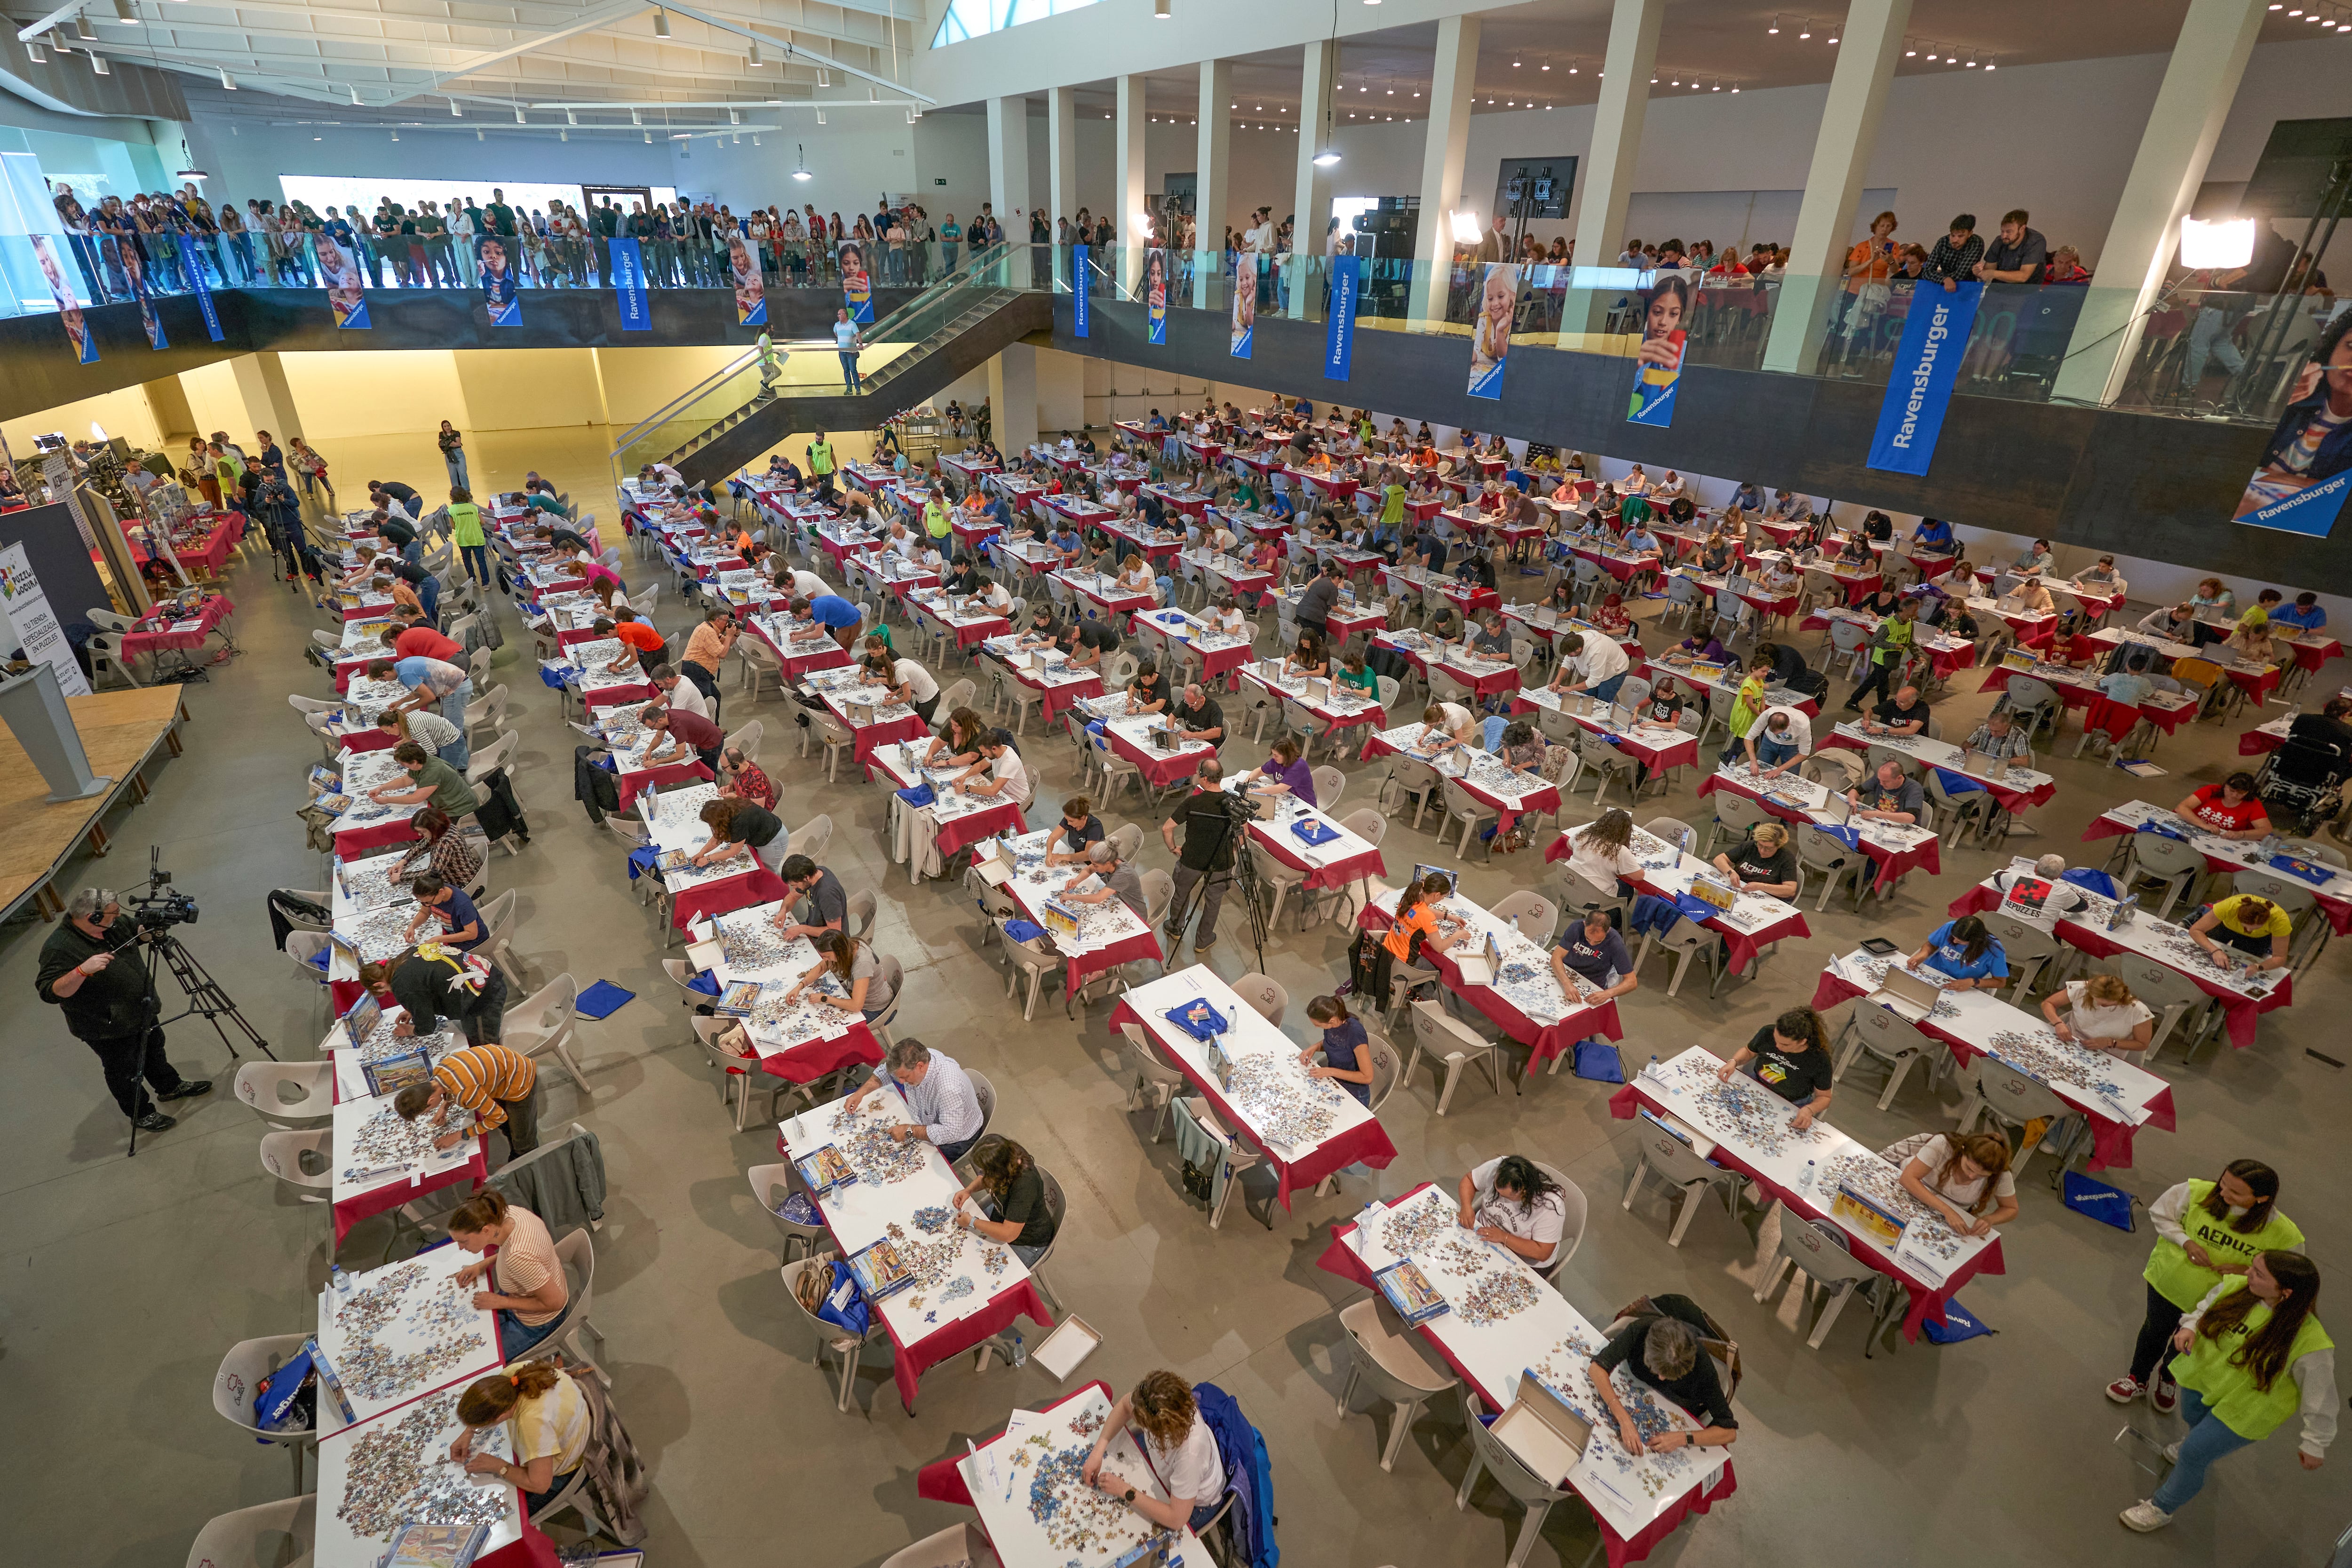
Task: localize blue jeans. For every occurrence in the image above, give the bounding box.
[498,1308,562,1361]
[2152,1386,2257,1513]
[445,450,469,490]
[460,543,491,584]
[839,350,862,392]
[1753,735,1799,768]
[1589,672,1627,704]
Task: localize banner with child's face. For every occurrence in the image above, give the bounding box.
[479,237,522,326]
[2235,318,2352,538]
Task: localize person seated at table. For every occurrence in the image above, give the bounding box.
[442,1189,570,1361]
[390,806,484,893]
[2011,575,2058,616]
[1848,758,1926,826]
[1905,914,2009,991]
[402,872,486,951]
[1037,796,1109,868]
[1910,515,1955,551]
[1836,531,1876,570]
[1619,464,1652,497]
[445,1356,604,1519]
[1284,630,1332,682]
[939,553,982,596]
[1667,629,1730,668]
[883,516,921,562]
[1244,535,1283,579]
[1857,509,1894,543]
[715,743,776,812]
[953,731,1031,805]
[2268,591,2326,634]
[2043,973,2156,1056]
[1058,839,1149,919]
[2225,615,2280,669]
[1586,1296,1740,1455]
[1697,531,1737,575]
[1717,1004,1837,1125]
[922,707,991,771]
[1466,610,1513,661]
[849,1035,988,1159]
[2189,576,2237,620]
[1262,486,1296,525]
[1769,489,1810,523]
[1114,550,1157,602]
[1861,683,1931,739]
[1994,851,2093,915]
[1250,736,1317,804]
[2176,772,2272,839]
[1855,580,1905,621]
[1444,1154,1574,1268]
[1963,707,2035,766]
[1708,818,1800,901]
[948,1134,1060,1266]
[2137,601,2202,644]
[1049,521,1085,565]
[1890,1130,2018,1237]
[1126,658,1172,715]
[1621,517,1663,556]
[1200,517,1240,555]
[1731,481,1765,513]
[1497,719,1545,773]
[1551,631,1631,704]
[1545,902,1640,1003]
[2072,554,2123,590]
[857,637,942,725]
[2009,538,2055,577]
[1080,1371,1229,1533]
[2189,893,2294,974]
[1167,682,1226,747]
[2290,694,2352,751]
[366,739,481,819]
[1012,602,1061,649]
[1416,701,1479,755]
[770,854,849,941]
[780,928,895,1024]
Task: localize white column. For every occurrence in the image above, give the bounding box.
[1761,0,1912,372]
[1048,85,1078,290]
[1568,0,1664,316]
[986,95,1032,286]
[1288,37,1338,320]
[1193,58,1232,308]
[1411,14,1481,325]
[1115,74,1148,292]
[230,352,305,443]
[990,343,1039,453]
[2052,0,2271,406]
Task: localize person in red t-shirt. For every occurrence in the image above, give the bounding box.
[2174,772,2271,841]
[385,624,462,663]
[609,607,667,661]
[640,702,723,772]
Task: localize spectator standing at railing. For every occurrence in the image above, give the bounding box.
[1922,214,1985,294]
[1967,211,2049,382]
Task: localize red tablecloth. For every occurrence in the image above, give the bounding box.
[1695,772,1941,891]
[926,798,1028,860]
[2225,661,2282,705]
[1542,834,1812,971]
[843,710,931,764]
[1979,666,2194,740]
[127,512,242,574]
[333,817,426,859]
[123,594,234,658]
[2079,816,2352,938]
[339,727,401,755]
[1358,734,1561,835]
[580,678,655,710]
[480,1522,561,1568]
[757,1022,884,1086]
[333,1137,486,1246]
[1367,636,1522,700]
[1356,905,1622,1072]
[1520,698,1699,776]
[2286,636,2344,675]
[915,1380,1112,1506]
[748,620,855,680]
[1809,969,2172,1171]
[2240,725,2287,757]
[1105,725,1210,788]
[670,864,787,932]
[1605,1083,2004,1339]
[1107,1000,1397,1209]
[616,758,712,813]
[1251,820,1386,892]
[1316,1201,1737,1568]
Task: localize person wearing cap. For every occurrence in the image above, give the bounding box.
[1057,840,1147,918]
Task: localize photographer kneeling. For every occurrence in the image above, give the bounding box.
[36,887,211,1132]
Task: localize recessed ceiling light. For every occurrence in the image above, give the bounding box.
[1769,13,1780,32]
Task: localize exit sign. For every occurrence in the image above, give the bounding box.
[935,177,947,185]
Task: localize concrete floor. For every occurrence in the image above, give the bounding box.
[4,424,2348,1568]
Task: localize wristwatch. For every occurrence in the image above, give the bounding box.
[1122,1487,1138,1505]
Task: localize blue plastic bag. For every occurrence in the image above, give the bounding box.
[895,784,935,808]
[2060,867,2121,899]
[1002,918,1046,945]
[1571,1038,1624,1083]
[1922,1298,1994,1344]
[1164,999,1231,1040]
[815,1258,871,1336]
[1291,819,1341,847]
[626,844,661,882]
[2061,1170,2137,1232]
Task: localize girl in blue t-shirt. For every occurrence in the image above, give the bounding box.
[1906,915,2009,991]
[1300,995,1375,1106]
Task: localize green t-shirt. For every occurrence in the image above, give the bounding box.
[411,756,482,818]
[416,214,447,237]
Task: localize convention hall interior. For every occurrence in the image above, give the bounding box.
[4,1,2352,1565]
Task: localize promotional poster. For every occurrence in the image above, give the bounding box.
[1868,279,1983,476]
[1145,247,1169,346]
[2234,315,2352,538]
[729,232,767,326]
[1073,243,1090,338]
[1230,259,1255,359]
[1626,274,1689,427]
[840,241,874,325]
[29,236,98,363]
[187,243,224,342]
[318,234,370,330]
[1325,254,1359,382]
[129,248,166,351]
[1467,263,1514,400]
[610,236,651,331]
[479,236,523,326]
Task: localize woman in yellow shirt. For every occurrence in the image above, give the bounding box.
[450,1361,591,1514]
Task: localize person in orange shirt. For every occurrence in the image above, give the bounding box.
[1837,209,1901,363]
[608,605,667,661]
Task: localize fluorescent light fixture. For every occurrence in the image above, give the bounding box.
[91,51,108,72]
[631,108,642,124]
[566,109,577,124]
[730,108,741,124]
[1448,210,1480,244]
[514,105,525,122]
[815,108,824,124]
[25,40,45,61]
[449,97,461,115]
[75,14,95,38]
[1768,14,1779,31]
[2180,215,2256,270]
[817,67,828,86]
[747,41,762,64]
[1313,148,1340,166]
[643,129,652,142]
[560,129,568,141]
[654,6,669,35]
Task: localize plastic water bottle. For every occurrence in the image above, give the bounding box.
[332,1264,352,1296]
[1797,1160,1817,1200]
[1009,1330,1028,1368]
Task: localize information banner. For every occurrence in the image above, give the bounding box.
[479,235,522,326]
[1324,255,1359,382]
[1229,257,1255,360]
[1073,244,1089,338]
[28,236,98,363]
[2233,340,2352,539]
[1145,247,1169,346]
[729,231,766,326]
[0,541,93,696]
[840,240,874,325]
[1868,279,1982,476]
[610,236,651,331]
[187,241,224,342]
[318,235,370,330]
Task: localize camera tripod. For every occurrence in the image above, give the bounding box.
[119,853,272,1156]
[1161,788,1272,975]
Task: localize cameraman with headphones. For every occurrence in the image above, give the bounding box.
[36,888,211,1132]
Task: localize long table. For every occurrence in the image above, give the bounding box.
[1822,720,2057,817]
[1697,762,1941,893]
[1236,659,1388,742]
[688,899,883,1086]
[995,826,1164,992]
[643,779,788,930]
[1128,607,1254,691]
[1081,701,1217,790]
[1515,685,1700,786]
[1359,885,1622,1072]
[1360,724,1562,836]
[869,740,1032,872]
[1549,820,1811,976]
[2083,798,2352,937]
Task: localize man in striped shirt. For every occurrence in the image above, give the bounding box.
[393,1041,540,1155]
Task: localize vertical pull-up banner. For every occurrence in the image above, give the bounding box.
[1073,244,1090,338]
[1869,280,1982,476]
[1145,247,1168,345]
[1324,255,1358,382]
[611,236,650,331]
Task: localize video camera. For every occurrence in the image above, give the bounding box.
[125,847,199,931]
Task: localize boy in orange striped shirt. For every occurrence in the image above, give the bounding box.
[394,1041,540,1155]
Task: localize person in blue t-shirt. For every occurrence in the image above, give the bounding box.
[1298,995,1374,1105]
[1911,517,1955,550]
[1050,524,1084,565]
[2268,591,2327,633]
[795,592,862,648]
[1905,916,2008,991]
[1264,489,1295,523]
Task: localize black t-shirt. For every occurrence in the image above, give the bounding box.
[376,516,419,548]
[1726,837,1798,890]
[1052,814,1106,854]
[1078,622,1122,654]
[381,481,422,510]
[1873,695,1930,732]
[1417,534,1448,571]
[1131,673,1168,708]
[549,527,590,553]
[720,804,784,848]
[1643,692,1684,726]
[1167,788,1240,871]
[801,867,848,927]
[1592,1297,1738,1430]
[1555,926,1631,985]
[996,1165,1057,1248]
[1766,642,1809,684]
[381,559,431,588]
[1172,696,1224,735]
[1742,1026,1833,1104]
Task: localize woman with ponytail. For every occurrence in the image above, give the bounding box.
[2122,1250,2333,1530]
[450,1359,590,1513]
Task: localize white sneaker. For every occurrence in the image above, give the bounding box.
[2119,1501,2173,1533]
[2161,1440,2182,1464]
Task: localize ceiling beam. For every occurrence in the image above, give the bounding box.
[379,0,655,100]
[15,3,88,43]
[660,0,926,102]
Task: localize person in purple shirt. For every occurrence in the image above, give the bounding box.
[1251,736,1316,805]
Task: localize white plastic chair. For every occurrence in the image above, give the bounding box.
[258,1129,334,1203]
[1406,998,1502,1115]
[184,1495,315,1568]
[211,1333,320,1490]
[1335,1295,1460,1473]
[505,971,589,1093]
[1755,1216,1900,1353]
[1622,1117,1745,1246]
[233,1060,335,1127]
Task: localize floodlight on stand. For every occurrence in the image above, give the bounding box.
[653,6,668,36]
[2180,216,2256,270]
[1447,210,1480,244]
[91,51,108,72]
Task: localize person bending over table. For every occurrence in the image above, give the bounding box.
[1739,706,1812,777]
[1170,684,1226,747]
[1848,760,1924,825]
[781,929,894,1024]
[1042,797,1107,866]
[770,856,850,940]
[2012,577,2057,615]
[445,1188,570,1360]
[1587,1297,1740,1455]
[1994,852,2093,915]
[954,732,1030,804]
[1296,994,1376,1106]
[1550,632,1630,704]
[1415,701,1478,754]
[847,1037,985,1161]
[1013,603,1061,648]
[1066,620,1121,672]
[923,708,991,771]
[1057,841,1147,919]
[2189,893,2294,973]
[1904,915,2008,991]
[447,1361,590,1517]
[1714,821,1800,899]
[388,1034,535,1153]
[1456,1153,1570,1267]
[1859,680,1930,739]
[858,637,942,725]
[1081,1371,1228,1532]
[368,740,482,820]
[2043,973,2156,1055]
[373,706,466,769]
[950,1134,1060,1264]
[1716,1006,1836,1129]
[791,591,863,650]
[689,795,788,875]
[403,873,485,951]
[1551,907,1640,1004]
[1284,631,1331,682]
[2176,773,2272,840]
[639,703,724,774]
[1891,1130,2018,1237]
[1251,737,1316,804]
[1667,631,1729,668]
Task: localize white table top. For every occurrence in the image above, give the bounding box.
[1236,659,1385,726]
[1120,966,1377,1161]
[1709,762,1938,856]
[330,1092,483,1207]
[1219,774,1378,875]
[956,1384,1207,1568]
[1367,886,1605,1030]
[1964,864,2288,1005]
[321,1002,463,1102]
[314,1242,502,1434]
[1366,724,1556,811]
[1131,608,1253,657]
[806,664,919,728]
[687,900,866,1054]
[1081,703,1218,769]
[1562,821,1803,936]
[994,828,1158,959]
[778,1085,1035,1345]
[312,1383,522,1568]
[2097,799,2352,899]
[1828,720,2054,799]
[1343,1183,1727,1541]
[872,742,1029,829]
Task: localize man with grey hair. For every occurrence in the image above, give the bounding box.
[35,888,210,1132]
[1993,852,2090,916]
[844,1037,984,1161]
[1585,1293,1740,1456]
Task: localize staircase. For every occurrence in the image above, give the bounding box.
[613,248,1051,487]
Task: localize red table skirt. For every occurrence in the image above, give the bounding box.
[1106,1000,1397,1208]
[671,864,787,931]
[124,594,234,657]
[339,728,400,755]
[758,1023,884,1086]
[1818,731,2054,815]
[1253,824,1385,892]
[850,712,931,764]
[580,680,655,709]
[1108,728,1209,788]
[1606,1082,2003,1338]
[1539,835,1811,970]
[1355,733,1560,834]
[1025,672,1103,721]
[1357,904,1623,1070]
[482,1523,561,1568]
[333,1139,486,1245]
[616,759,713,813]
[1315,1220,1736,1567]
[2079,817,2352,940]
[2240,726,2286,757]
[1695,773,1941,891]
[2288,637,2343,674]
[930,799,1028,860]
[2227,663,2282,704]
[334,818,425,858]
[1809,969,2172,1171]
[1525,700,1700,774]
[749,621,855,680]
[1062,926,1165,991]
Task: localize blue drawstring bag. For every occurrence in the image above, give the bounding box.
[1922,1298,1995,1344]
[814,1258,871,1336]
[895,783,935,808]
[777,1191,821,1225]
[626,844,661,882]
[539,664,572,691]
[2061,867,2121,899]
[2133,819,2187,840]
[2062,1170,2137,1232]
[253,1339,320,1433]
[594,753,617,773]
[687,971,720,996]
[1291,819,1341,847]
[1571,1038,1624,1082]
[1672,891,1717,925]
[1002,918,1046,945]
[1164,999,1231,1040]
[1932,765,1984,796]
[1816,824,1864,852]
[2269,853,2333,886]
